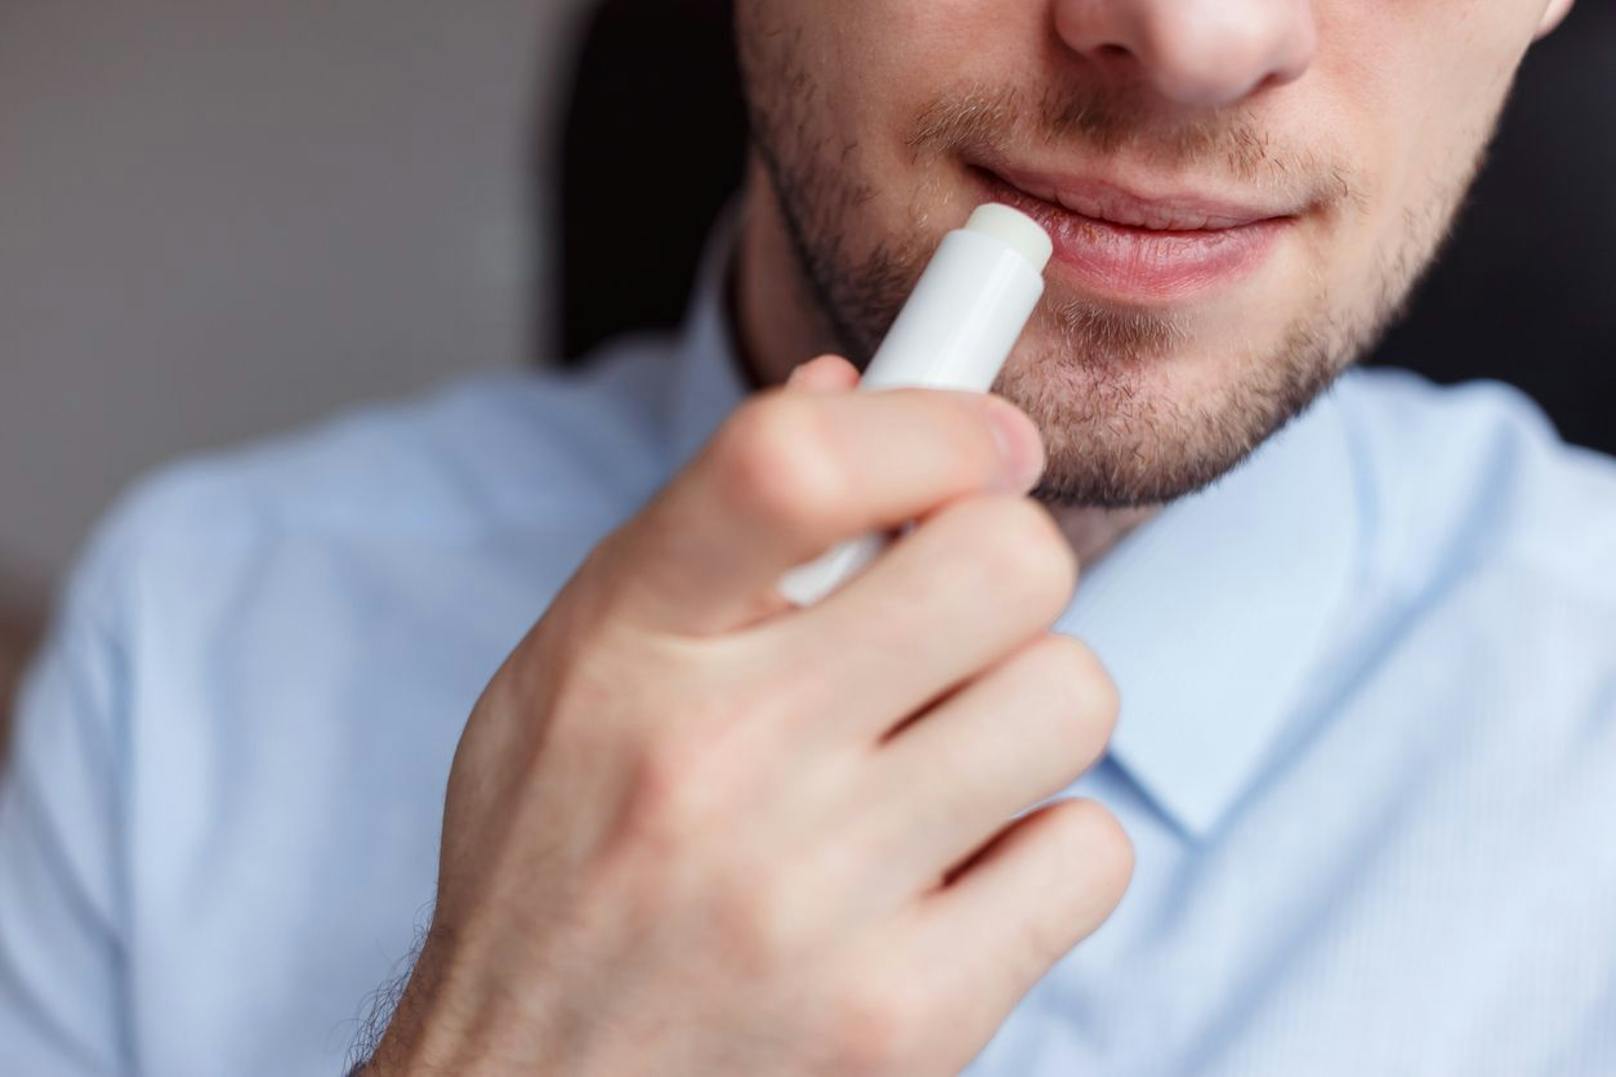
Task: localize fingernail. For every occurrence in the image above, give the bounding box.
[983,396,1045,492]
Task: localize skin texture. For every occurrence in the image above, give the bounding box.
[364,381,1131,1076]
[362,2,1573,1073]
[733,0,1575,519]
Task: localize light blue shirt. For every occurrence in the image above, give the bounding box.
[4,226,1616,1076]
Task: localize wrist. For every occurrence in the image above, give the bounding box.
[359,930,573,1077]
[350,931,464,1076]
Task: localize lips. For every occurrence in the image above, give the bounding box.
[971,164,1298,303]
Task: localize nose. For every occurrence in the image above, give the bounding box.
[1052,0,1317,107]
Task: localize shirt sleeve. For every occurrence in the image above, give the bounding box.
[0,521,135,1075]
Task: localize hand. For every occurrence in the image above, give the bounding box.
[363,355,1132,1076]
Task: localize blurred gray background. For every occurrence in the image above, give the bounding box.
[0,0,593,707]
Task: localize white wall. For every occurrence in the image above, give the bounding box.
[0,0,596,597]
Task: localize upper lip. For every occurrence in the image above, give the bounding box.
[985,164,1297,232]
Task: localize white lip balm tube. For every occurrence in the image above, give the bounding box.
[776,202,1053,607]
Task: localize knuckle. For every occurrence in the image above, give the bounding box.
[711,865,808,978]
[930,391,1010,483]
[1053,799,1136,899]
[969,499,1078,613]
[1002,640,1106,781]
[1008,801,1134,969]
[613,732,723,855]
[1032,635,1121,744]
[826,981,923,1075]
[711,396,848,532]
[1089,661,1122,739]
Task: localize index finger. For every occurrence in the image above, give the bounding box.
[584,374,1044,636]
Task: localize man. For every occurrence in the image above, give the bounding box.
[2,0,1611,1073]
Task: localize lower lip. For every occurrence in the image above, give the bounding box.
[972,170,1291,303]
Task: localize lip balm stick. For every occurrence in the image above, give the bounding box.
[776,203,1053,607]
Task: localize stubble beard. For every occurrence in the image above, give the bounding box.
[739,25,1499,509]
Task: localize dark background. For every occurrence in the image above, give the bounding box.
[555,0,1615,454]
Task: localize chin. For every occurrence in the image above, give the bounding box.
[992,306,1346,509]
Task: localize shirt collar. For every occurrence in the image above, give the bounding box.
[1056,395,1361,838]
[664,216,1364,842]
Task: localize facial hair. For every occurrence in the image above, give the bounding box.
[738,20,1498,508]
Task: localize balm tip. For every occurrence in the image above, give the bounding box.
[965,203,1054,273]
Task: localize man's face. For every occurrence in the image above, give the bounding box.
[735,0,1571,507]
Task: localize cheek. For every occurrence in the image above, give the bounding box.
[1304,3,1537,308]
[792,3,1040,237]
[838,2,1048,153]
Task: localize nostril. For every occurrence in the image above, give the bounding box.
[1054,0,1318,108]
